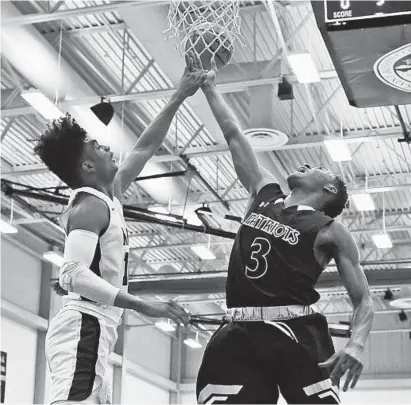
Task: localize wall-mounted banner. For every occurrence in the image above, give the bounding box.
[312,1,411,107]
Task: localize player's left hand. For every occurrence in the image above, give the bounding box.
[319,346,364,391]
[177,51,208,98]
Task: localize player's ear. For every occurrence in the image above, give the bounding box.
[324,183,338,195]
[81,160,95,173]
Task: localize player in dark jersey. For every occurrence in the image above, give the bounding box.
[195,57,374,404]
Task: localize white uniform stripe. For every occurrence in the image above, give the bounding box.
[319,390,340,403]
[205,396,228,404]
[303,378,333,396]
[198,384,243,404]
[275,321,298,343]
[264,321,294,340]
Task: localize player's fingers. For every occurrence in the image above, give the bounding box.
[210,55,218,72]
[186,52,194,72]
[350,364,363,389]
[170,308,190,325]
[318,353,338,368]
[343,367,355,392]
[329,357,347,385]
[191,51,201,69]
[170,302,190,323]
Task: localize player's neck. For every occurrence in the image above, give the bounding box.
[284,189,319,210]
[81,180,114,200]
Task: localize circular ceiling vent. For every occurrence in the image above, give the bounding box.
[244,128,288,150]
[390,298,411,309]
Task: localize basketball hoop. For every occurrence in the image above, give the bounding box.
[164,0,244,59]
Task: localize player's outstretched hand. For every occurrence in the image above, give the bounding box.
[205,55,218,83]
[319,346,364,391]
[177,51,208,98]
[138,299,191,326]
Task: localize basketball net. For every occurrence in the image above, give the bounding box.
[164,0,244,59]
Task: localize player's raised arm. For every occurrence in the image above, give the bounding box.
[60,194,189,325]
[318,221,374,391]
[201,56,276,196]
[114,52,207,196]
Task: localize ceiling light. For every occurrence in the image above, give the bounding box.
[155,320,176,332]
[186,213,203,226]
[372,233,393,249]
[190,245,216,260]
[90,98,114,126]
[351,193,376,212]
[43,251,64,267]
[324,139,352,162]
[21,90,63,120]
[148,206,169,214]
[0,218,18,234]
[287,52,321,84]
[183,338,202,349]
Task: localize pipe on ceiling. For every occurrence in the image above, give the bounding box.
[0,1,190,206]
[128,268,411,296]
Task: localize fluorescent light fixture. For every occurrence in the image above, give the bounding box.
[0,218,18,234]
[21,90,64,120]
[372,233,393,249]
[351,193,376,212]
[184,338,202,349]
[287,52,321,83]
[155,321,176,332]
[148,206,181,223]
[324,139,352,162]
[190,245,216,260]
[43,251,64,267]
[186,213,203,226]
[148,206,169,214]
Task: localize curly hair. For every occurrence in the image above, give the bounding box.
[34,113,87,188]
[323,176,349,218]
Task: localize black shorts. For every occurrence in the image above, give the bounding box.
[196,313,339,404]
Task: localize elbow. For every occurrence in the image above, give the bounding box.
[222,120,242,141]
[59,262,81,293]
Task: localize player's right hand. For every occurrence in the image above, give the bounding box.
[138,299,191,326]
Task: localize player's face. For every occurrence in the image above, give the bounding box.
[287,164,336,192]
[81,137,118,181]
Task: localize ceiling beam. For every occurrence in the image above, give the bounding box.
[1,1,167,26]
[43,22,127,39]
[0,70,339,118]
[1,127,404,177]
[128,268,411,296]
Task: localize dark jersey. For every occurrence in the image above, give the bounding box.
[226,183,334,308]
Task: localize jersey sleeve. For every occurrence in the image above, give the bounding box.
[245,183,286,216]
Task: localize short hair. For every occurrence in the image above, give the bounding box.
[323,176,349,218]
[34,113,87,188]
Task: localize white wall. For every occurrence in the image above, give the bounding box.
[1,237,42,312]
[341,388,411,404]
[126,315,173,379]
[124,373,170,404]
[0,318,38,404]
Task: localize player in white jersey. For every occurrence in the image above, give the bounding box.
[35,55,207,404]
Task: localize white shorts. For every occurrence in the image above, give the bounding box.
[45,309,118,404]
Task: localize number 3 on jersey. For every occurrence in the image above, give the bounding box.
[245,237,272,279]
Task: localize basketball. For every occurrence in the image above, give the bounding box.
[185,29,233,71]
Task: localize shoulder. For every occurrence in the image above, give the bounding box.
[317,220,357,251]
[67,193,110,234]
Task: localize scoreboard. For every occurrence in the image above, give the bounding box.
[324,0,411,23]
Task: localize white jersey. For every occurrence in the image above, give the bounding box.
[59,187,129,327]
